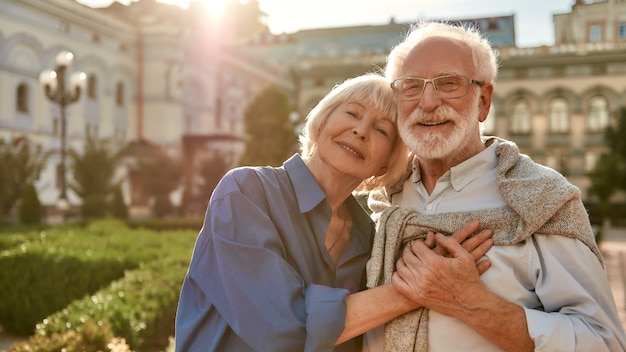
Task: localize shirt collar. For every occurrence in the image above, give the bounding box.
[449,140,499,191]
[284,154,326,213]
[410,139,500,191]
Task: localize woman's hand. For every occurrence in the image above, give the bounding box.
[421,220,492,274]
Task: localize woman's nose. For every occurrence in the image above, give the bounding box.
[352,127,367,141]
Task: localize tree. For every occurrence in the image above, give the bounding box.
[198,153,230,197]
[238,84,298,167]
[110,184,128,220]
[138,154,182,217]
[18,183,43,225]
[69,137,119,219]
[587,107,626,229]
[0,137,48,221]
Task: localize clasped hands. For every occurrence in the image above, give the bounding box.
[392,221,493,315]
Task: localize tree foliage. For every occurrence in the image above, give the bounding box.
[238,84,298,167]
[587,107,626,221]
[198,153,230,196]
[69,136,119,219]
[137,154,182,217]
[0,137,49,221]
[18,183,43,225]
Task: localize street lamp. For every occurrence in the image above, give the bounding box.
[39,50,86,217]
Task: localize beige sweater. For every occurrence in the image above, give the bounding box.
[366,138,602,352]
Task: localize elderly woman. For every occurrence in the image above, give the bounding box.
[174,74,492,351]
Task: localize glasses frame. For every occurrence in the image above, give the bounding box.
[390,75,485,101]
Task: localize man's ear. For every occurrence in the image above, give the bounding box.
[478,83,494,123]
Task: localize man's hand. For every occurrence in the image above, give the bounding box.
[392,231,490,315]
[422,220,492,274]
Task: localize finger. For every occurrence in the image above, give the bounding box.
[410,237,441,262]
[450,220,480,244]
[431,232,450,256]
[470,238,493,262]
[476,258,492,275]
[461,229,493,253]
[423,232,436,249]
[434,232,471,260]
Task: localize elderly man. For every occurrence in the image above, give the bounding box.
[365,21,626,352]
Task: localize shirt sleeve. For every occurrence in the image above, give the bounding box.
[526,234,626,351]
[182,182,348,351]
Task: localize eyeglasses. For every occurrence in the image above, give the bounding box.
[390,75,485,100]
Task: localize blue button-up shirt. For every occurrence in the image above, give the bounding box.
[175,154,375,351]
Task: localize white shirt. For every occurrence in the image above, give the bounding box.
[365,141,626,351]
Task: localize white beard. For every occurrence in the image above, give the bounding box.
[399,99,480,160]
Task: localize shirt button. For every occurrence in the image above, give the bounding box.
[426,204,433,210]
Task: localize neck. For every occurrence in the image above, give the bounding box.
[419,138,486,194]
[305,157,360,209]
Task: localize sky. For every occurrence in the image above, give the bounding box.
[78,0,576,47]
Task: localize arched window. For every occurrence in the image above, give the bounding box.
[587,96,609,132]
[87,75,97,99]
[16,83,29,112]
[548,97,569,133]
[510,99,531,134]
[481,104,496,135]
[116,82,125,106]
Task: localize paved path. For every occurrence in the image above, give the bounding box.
[599,226,626,330]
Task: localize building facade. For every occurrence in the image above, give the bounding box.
[1,0,624,219]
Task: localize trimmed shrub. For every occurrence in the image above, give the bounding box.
[80,194,108,219]
[110,185,128,220]
[7,319,132,352]
[18,184,42,225]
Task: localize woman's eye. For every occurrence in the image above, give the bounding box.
[347,111,358,118]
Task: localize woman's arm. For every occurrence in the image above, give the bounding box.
[337,221,493,344]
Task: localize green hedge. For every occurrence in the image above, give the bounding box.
[0,219,197,343]
[35,258,188,350]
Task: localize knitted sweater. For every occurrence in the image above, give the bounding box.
[366,138,602,352]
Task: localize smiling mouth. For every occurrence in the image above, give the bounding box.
[419,120,448,126]
[338,143,363,159]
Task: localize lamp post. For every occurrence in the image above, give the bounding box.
[39,51,86,218]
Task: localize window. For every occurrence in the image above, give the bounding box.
[619,23,626,39]
[589,24,602,42]
[510,99,531,134]
[116,82,124,106]
[16,83,29,112]
[587,96,609,132]
[87,75,97,99]
[548,97,569,133]
[545,153,569,175]
[584,151,599,173]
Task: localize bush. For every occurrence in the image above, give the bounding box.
[110,186,128,220]
[81,195,109,219]
[18,184,42,225]
[153,195,174,217]
[7,319,132,352]
[36,258,187,350]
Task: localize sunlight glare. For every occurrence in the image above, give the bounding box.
[197,0,229,16]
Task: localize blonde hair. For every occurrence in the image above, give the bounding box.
[386,20,499,83]
[299,74,409,191]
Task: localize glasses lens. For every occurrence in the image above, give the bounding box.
[434,76,468,98]
[396,78,425,100]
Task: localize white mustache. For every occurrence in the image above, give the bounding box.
[405,105,459,125]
